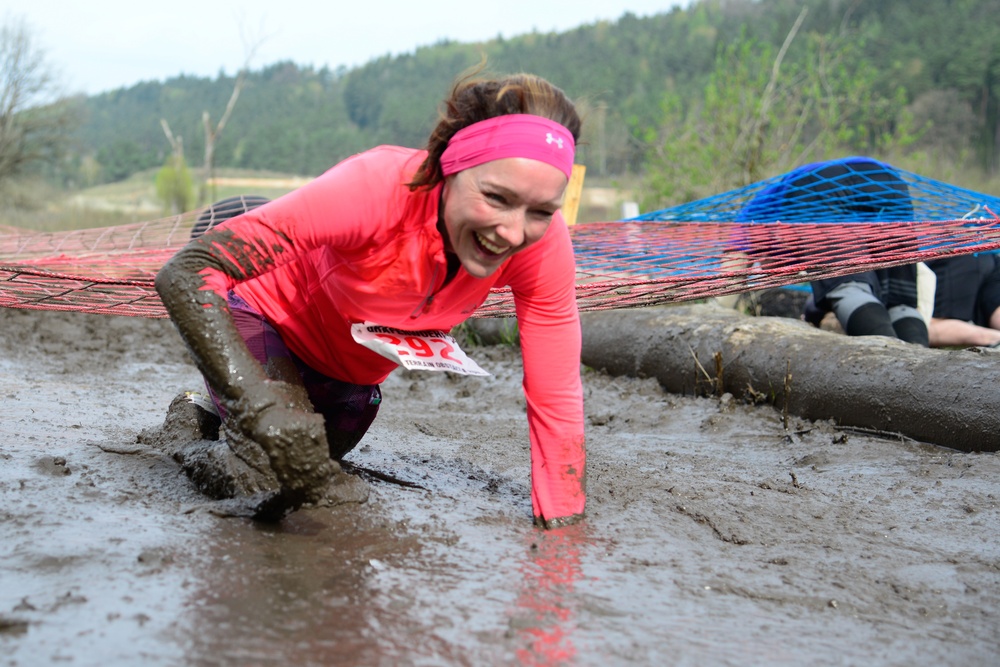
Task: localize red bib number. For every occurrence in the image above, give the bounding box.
[351,322,490,376]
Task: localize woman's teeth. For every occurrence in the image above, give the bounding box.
[475,232,505,255]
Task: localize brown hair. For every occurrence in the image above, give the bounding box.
[408,71,581,191]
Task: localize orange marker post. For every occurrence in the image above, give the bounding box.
[561,164,587,226]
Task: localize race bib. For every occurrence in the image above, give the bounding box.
[350,322,490,376]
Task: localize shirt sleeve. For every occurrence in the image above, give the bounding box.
[195,147,414,297]
[505,214,586,524]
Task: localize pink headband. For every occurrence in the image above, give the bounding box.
[440,114,575,179]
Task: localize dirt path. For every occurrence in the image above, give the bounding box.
[1,308,998,666]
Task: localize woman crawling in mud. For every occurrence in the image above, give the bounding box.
[154,71,586,528]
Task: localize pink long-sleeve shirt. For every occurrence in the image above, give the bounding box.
[198,145,585,523]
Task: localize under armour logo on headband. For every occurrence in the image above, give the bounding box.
[440,115,576,179]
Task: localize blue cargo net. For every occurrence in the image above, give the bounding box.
[631,156,1000,225]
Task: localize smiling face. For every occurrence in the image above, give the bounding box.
[440,158,568,279]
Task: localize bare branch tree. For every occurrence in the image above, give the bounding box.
[733,7,808,182]
[159,118,182,161]
[0,15,77,191]
[198,24,267,205]
[158,118,193,213]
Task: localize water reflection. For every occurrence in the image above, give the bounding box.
[509,524,589,666]
[176,508,425,667]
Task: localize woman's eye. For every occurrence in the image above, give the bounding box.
[485,192,506,204]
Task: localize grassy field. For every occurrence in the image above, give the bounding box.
[1,169,318,233]
[1,169,636,233]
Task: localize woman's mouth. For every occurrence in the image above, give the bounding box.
[474,231,508,256]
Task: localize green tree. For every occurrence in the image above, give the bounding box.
[96,139,159,182]
[155,155,193,214]
[641,7,919,211]
[57,1,1000,186]
[155,130,194,214]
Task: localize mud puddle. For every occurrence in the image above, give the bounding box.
[1,308,998,666]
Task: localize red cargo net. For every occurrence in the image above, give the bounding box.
[2,212,1000,318]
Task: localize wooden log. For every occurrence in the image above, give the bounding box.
[580,303,1000,453]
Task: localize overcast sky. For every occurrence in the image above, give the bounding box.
[5,1,689,96]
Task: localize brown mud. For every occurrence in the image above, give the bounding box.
[1,307,998,666]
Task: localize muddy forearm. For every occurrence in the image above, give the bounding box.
[156,240,334,507]
[155,242,268,407]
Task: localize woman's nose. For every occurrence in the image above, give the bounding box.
[495,211,526,247]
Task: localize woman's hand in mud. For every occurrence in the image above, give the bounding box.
[535,512,585,530]
[250,404,336,499]
[230,380,336,503]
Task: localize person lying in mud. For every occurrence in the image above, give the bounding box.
[154,71,585,528]
[740,157,929,346]
[925,252,1000,348]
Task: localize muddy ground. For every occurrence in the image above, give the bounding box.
[1,306,998,666]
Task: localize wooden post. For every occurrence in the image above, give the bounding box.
[562,164,587,226]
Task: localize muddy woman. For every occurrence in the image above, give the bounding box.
[154,71,586,528]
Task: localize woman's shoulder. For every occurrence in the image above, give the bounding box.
[303,146,429,206]
[334,146,427,175]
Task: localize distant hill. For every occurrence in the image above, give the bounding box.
[71,0,1000,186]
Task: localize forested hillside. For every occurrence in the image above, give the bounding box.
[70,0,1000,202]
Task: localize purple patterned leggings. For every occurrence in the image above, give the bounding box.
[209,292,381,460]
